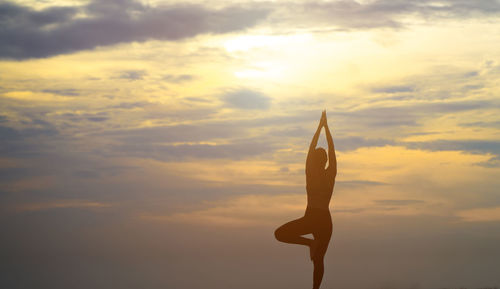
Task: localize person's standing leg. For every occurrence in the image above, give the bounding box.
[312,251,327,289]
[311,213,332,289]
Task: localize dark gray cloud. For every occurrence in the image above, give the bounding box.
[109,101,151,109]
[87,116,108,122]
[337,180,389,187]
[0,123,58,140]
[94,102,498,163]
[335,136,395,151]
[338,99,497,129]
[95,112,397,163]
[114,140,275,161]
[0,120,59,159]
[460,120,500,128]
[41,89,80,96]
[0,2,77,26]
[0,167,43,182]
[102,122,240,143]
[72,169,101,179]
[374,199,425,206]
[372,85,415,94]
[58,112,109,123]
[403,139,500,156]
[0,0,269,59]
[461,84,484,92]
[463,70,479,78]
[96,114,300,159]
[285,0,500,30]
[116,70,147,81]
[339,105,419,128]
[2,0,497,60]
[162,74,195,83]
[402,139,500,167]
[221,89,271,110]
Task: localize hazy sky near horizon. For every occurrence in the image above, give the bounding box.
[1,0,500,288]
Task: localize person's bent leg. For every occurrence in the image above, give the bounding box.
[274,217,312,246]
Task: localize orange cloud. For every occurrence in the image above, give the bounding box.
[14,200,111,212]
[139,194,306,227]
[457,207,500,222]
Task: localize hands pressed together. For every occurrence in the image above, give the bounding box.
[320,110,328,127]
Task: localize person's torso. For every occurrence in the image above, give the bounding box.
[306,170,334,210]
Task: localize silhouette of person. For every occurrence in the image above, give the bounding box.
[275,110,336,289]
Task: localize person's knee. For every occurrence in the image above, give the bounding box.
[274,227,285,242]
[313,256,324,266]
[312,249,326,263]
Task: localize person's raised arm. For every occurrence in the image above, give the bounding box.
[324,113,337,178]
[306,111,325,170]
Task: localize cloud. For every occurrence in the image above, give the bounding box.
[335,136,395,151]
[139,194,305,226]
[72,169,100,179]
[13,200,111,212]
[0,0,269,59]
[162,74,195,83]
[41,89,80,96]
[0,123,58,157]
[279,0,500,30]
[102,122,240,143]
[403,139,500,156]
[459,120,500,128]
[338,106,419,128]
[457,206,500,222]
[221,89,271,110]
[1,0,498,60]
[87,116,108,122]
[372,85,415,94]
[116,70,147,81]
[402,139,500,167]
[374,199,425,206]
[114,140,276,161]
[337,99,497,130]
[338,180,389,187]
[109,101,151,109]
[110,101,151,109]
[0,167,43,182]
[476,156,500,168]
[58,112,109,123]
[463,70,479,78]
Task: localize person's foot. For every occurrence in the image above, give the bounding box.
[309,239,318,261]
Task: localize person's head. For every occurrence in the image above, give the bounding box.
[312,147,327,170]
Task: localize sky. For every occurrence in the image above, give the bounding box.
[1,0,500,288]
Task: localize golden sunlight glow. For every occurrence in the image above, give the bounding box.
[224,34,314,53]
[234,61,286,79]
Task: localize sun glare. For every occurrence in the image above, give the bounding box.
[234,61,285,79]
[224,34,313,53]
[224,33,314,80]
